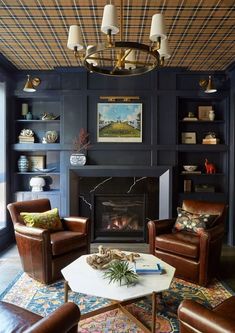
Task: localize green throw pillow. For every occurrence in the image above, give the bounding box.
[173,207,218,235]
[20,208,63,231]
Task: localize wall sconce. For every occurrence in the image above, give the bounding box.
[199,76,217,94]
[23,75,41,92]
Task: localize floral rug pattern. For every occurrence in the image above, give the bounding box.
[0,272,233,333]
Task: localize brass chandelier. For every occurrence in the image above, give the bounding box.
[67,1,170,76]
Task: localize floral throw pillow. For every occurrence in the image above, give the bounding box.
[173,207,218,235]
[20,208,63,231]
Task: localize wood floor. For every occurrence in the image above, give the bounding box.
[0,243,235,296]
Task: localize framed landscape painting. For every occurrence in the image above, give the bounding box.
[97,103,142,142]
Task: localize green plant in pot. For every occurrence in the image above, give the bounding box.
[103,260,139,287]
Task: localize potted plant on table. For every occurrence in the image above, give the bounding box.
[70,128,90,166]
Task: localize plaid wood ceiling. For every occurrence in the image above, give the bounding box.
[0,0,234,71]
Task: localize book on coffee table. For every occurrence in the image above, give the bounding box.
[134,262,163,274]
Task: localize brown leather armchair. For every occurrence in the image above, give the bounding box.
[0,301,80,333]
[7,198,90,284]
[178,297,235,333]
[148,200,227,286]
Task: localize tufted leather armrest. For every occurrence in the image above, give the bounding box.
[148,219,176,254]
[62,217,90,234]
[24,302,81,333]
[178,299,235,333]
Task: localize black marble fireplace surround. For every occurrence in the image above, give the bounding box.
[69,166,172,242]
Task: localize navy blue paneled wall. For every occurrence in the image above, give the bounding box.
[14,68,227,169]
[12,67,234,244]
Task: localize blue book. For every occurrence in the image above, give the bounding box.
[135,263,163,274]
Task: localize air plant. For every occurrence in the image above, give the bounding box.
[103,260,139,287]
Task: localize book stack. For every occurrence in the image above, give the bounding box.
[134,262,163,274]
[202,138,220,144]
[18,135,35,143]
[184,179,192,192]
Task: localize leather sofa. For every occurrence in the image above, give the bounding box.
[148,200,227,286]
[0,301,80,333]
[178,296,235,333]
[7,199,90,284]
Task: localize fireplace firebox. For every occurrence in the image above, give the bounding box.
[93,194,145,242]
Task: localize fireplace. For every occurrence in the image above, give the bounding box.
[69,165,172,243]
[93,194,145,242]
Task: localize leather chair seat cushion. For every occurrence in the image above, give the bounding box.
[0,301,42,333]
[51,231,87,256]
[214,296,235,321]
[156,231,200,259]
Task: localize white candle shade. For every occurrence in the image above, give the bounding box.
[101,4,119,35]
[67,25,84,50]
[158,39,171,59]
[124,50,136,69]
[149,13,167,41]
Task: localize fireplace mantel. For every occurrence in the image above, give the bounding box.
[69,165,172,220]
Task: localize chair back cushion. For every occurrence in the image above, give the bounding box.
[7,199,51,225]
[182,199,226,216]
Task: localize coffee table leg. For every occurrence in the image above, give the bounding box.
[152,292,156,333]
[64,280,69,303]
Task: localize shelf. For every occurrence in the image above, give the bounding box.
[16,172,60,175]
[16,119,60,123]
[13,143,62,151]
[178,192,226,199]
[15,190,61,193]
[178,144,228,152]
[180,173,224,176]
[179,120,224,124]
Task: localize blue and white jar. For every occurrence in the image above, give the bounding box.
[18,155,29,172]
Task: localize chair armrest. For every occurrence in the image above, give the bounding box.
[148,219,176,254]
[14,223,50,238]
[25,302,81,333]
[62,217,90,234]
[202,223,224,240]
[178,299,235,333]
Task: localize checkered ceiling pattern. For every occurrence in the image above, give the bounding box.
[0,0,234,71]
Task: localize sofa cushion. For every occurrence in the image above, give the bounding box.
[50,231,87,256]
[20,208,63,231]
[173,207,218,235]
[156,232,200,259]
[0,301,41,333]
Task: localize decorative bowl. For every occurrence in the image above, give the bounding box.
[183,165,198,172]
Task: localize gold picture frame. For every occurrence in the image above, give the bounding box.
[28,155,45,171]
[181,132,196,144]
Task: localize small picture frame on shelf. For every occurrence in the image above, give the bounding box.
[28,155,45,171]
[181,132,196,144]
[198,106,212,120]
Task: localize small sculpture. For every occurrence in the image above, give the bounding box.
[86,246,140,270]
[205,158,216,174]
[41,112,57,120]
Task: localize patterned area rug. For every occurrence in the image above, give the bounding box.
[0,272,233,333]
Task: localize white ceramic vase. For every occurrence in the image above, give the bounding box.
[70,153,86,166]
[209,110,215,121]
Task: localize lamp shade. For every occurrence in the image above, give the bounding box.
[205,76,217,93]
[101,4,119,35]
[158,39,171,59]
[86,45,98,66]
[23,75,36,92]
[67,25,84,50]
[124,50,136,69]
[149,13,167,41]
